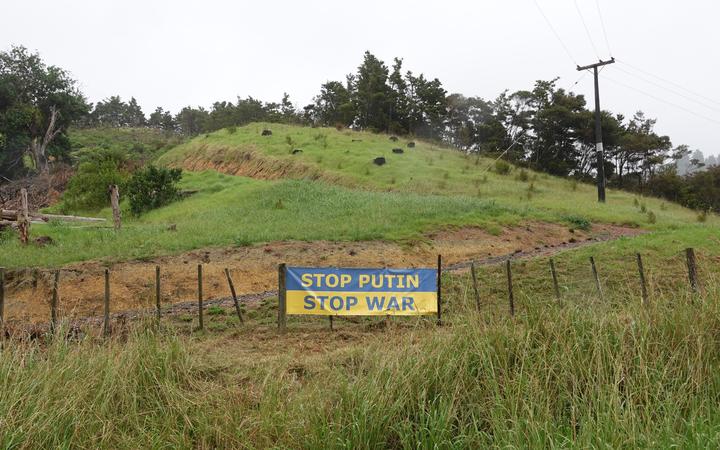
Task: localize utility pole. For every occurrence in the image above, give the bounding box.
[577,57,614,203]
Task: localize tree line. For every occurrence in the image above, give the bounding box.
[1,45,718,212]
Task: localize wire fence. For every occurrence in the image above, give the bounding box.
[0,247,714,340]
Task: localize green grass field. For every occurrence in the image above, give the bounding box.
[2,123,713,268]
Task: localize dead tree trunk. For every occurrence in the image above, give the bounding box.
[110,184,121,230]
[18,188,29,245]
[29,106,61,174]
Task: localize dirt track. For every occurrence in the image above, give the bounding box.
[2,221,642,324]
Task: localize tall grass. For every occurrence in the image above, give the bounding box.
[3,276,720,448]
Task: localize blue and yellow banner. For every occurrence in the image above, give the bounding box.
[285,267,438,316]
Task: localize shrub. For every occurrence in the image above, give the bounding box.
[494,160,511,175]
[226,125,237,134]
[697,210,708,222]
[126,165,182,216]
[647,211,657,224]
[63,149,128,212]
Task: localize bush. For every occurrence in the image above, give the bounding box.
[63,149,128,211]
[494,160,511,175]
[126,165,182,216]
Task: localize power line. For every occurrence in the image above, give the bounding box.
[603,74,720,126]
[616,59,720,107]
[613,65,720,114]
[574,0,601,59]
[565,70,589,92]
[594,0,613,56]
[533,0,577,65]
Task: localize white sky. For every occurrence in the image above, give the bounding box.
[3,0,719,154]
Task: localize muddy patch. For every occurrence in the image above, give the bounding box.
[2,222,642,323]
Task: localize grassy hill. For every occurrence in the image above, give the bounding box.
[158,122,703,226]
[0,123,712,268]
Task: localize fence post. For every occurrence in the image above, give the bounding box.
[636,253,649,306]
[590,256,604,301]
[197,264,204,330]
[470,261,481,312]
[437,255,442,325]
[278,263,287,332]
[18,188,29,245]
[155,265,161,322]
[686,248,699,293]
[506,259,515,317]
[51,270,59,333]
[0,267,5,335]
[549,258,561,302]
[103,268,110,337]
[224,268,244,324]
[329,315,334,331]
[110,184,121,231]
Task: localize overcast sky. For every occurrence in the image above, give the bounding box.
[3,0,719,154]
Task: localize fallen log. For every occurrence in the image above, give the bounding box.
[1,209,106,223]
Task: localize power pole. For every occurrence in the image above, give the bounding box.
[577,57,614,203]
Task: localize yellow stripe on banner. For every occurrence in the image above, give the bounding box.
[286,290,438,316]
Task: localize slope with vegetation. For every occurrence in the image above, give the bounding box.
[1,123,710,268]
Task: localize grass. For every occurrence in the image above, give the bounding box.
[4,122,715,268]
[3,231,720,448]
[158,122,706,227]
[68,127,185,163]
[1,170,527,268]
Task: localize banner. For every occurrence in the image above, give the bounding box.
[285,267,438,316]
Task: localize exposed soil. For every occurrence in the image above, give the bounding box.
[1,221,643,325]
[171,145,346,184]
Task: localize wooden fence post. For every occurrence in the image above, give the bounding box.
[590,256,604,301]
[278,263,287,332]
[197,264,204,330]
[437,255,443,325]
[155,266,161,322]
[18,188,29,245]
[549,258,561,302]
[329,315,334,331]
[686,248,699,293]
[51,270,59,333]
[224,268,244,324]
[636,253,649,306]
[506,259,515,317]
[470,261,481,312]
[0,267,5,334]
[103,268,110,337]
[110,184,121,231]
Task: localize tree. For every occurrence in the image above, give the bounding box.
[0,45,89,177]
[91,96,126,127]
[148,107,175,131]
[123,97,146,127]
[354,51,391,131]
[175,106,208,136]
[525,80,588,176]
[312,80,355,127]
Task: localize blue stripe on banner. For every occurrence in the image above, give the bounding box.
[286,267,437,293]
